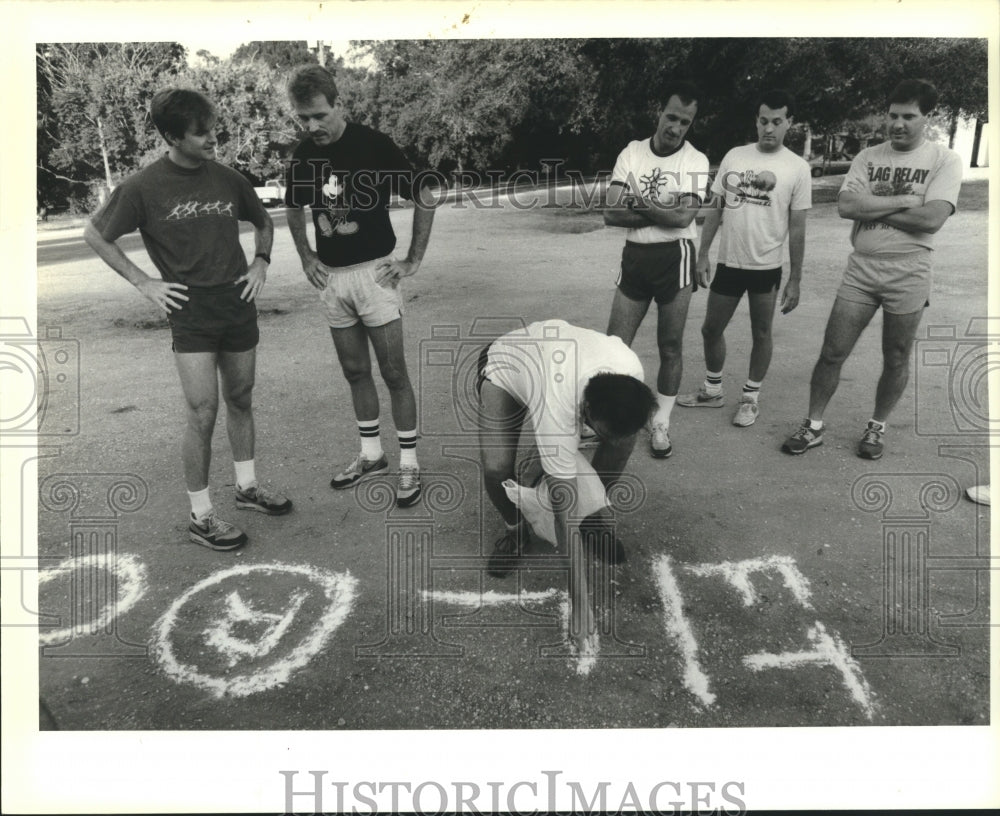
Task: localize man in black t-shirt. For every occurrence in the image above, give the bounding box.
[284,64,436,507]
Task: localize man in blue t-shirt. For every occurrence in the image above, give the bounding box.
[85,88,292,552]
[284,64,437,508]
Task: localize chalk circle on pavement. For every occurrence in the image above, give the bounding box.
[38,552,148,645]
[152,562,357,698]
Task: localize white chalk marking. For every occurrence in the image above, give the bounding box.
[744,621,876,719]
[424,588,598,675]
[685,555,813,609]
[38,552,147,645]
[203,590,309,668]
[558,598,599,676]
[422,588,562,606]
[653,554,716,707]
[153,563,356,698]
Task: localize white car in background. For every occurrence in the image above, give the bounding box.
[254,179,285,207]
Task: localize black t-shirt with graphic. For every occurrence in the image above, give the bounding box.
[284,122,419,267]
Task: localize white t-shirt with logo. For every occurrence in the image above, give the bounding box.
[484,320,645,478]
[610,138,710,243]
[710,144,812,270]
[840,140,963,255]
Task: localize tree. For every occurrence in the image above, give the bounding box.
[37,42,186,209]
[146,59,300,183]
[232,40,317,70]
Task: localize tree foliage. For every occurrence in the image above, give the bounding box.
[232,40,317,70]
[37,42,186,208]
[37,37,988,212]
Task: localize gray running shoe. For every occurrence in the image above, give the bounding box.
[732,396,760,427]
[330,453,389,490]
[189,512,248,551]
[782,420,824,455]
[677,387,724,408]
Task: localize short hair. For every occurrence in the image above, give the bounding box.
[583,374,656,438]
[150,88,215,142]
[889,79,938,114]
[758,88,796,119]
[661,80,701,109]
[288,63,339,106]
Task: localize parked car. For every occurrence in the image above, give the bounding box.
[809,158,852,178]
[255,179,285,207]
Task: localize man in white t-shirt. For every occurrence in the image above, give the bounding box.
[678,89,811,427]
[476,320,655,647]
[782,79,963,460]
[603,81,711,460]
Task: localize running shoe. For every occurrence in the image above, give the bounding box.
[188,512,248,551]
[677,387,724,408]
[396,465,422,507]
[966,485,990,506]
[650,423,673,458]
[235,484,293,515]
[857,422,885,460]
[732,396,760,427]
[330,453,389,490]
[782,420,824,455]
[486,530,522,578]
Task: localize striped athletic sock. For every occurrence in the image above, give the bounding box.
[703,371,723,396]
[398,429,418,468]
[359,419,383,460]
[742,379,762,404]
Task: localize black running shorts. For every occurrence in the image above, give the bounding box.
[168,283,259,354]
[709,264,782,298]
[616,239,696,305]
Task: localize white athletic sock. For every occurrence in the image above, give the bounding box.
[808,418,824,431]
[188,487,212,521]
[704,370,723,395]
[653,393,676,427]
[868,419,887,432]
[359,419,383,460]
[398,429,418,468]
[234,459,257,491]
[742,379,762,403]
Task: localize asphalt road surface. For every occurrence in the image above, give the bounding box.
[27,180,991,732]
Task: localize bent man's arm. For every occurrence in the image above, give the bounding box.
[695,194,724,287]
[83,220,188,313]
[838,190,923,221]
[876,199,954,234]
[237,210,275,302]
[548,475,595,654]
[285,207,327,289]
[375,184,437,285]
[603,180,650,229]
[642,192,702,229]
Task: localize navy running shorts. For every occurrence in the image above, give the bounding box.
[616,239,696,305]
[709,264,782,298]
[168,283,259,354]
